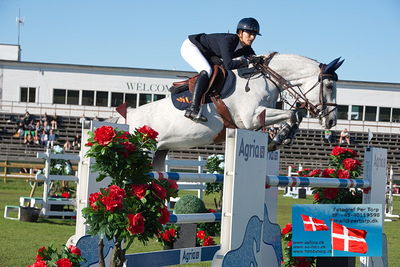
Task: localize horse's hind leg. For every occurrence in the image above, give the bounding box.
[152,149,169,171]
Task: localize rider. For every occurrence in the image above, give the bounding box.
[180,17,263,122]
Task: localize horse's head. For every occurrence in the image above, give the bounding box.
[260,54,344,129]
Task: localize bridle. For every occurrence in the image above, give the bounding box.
[247,53,337,119]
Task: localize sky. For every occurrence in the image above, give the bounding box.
[0,0,399,83]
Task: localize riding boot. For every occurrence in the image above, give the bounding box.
[185,70,209,122]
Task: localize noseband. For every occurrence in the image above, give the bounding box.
[251,53,337,119]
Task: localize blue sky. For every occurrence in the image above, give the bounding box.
[1,0,399,83]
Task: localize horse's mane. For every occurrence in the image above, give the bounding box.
[262,52,319,65]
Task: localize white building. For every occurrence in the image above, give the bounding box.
[1,44,400,134]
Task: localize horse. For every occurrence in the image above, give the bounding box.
[122,53,344,170]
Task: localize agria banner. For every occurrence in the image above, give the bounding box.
[291,204,383,257]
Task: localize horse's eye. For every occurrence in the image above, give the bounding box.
[326,84,334,90]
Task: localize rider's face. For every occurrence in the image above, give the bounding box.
[238,30,256,46]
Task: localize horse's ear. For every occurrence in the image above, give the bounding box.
[333,59,344,71]
[323,57,341,74]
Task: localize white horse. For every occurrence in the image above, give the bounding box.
[122,53,343,169]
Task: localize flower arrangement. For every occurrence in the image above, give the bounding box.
[28,244,86,267]
[82,125,178,267]
[156,224,180,247]
[196,230,216,247]
[298,146,363,204]
[281,223,315,267]
[37,145,76,198]
[197,208,221,236]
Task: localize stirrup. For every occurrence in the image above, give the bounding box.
[184,109,207,122]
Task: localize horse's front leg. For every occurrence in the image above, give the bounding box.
[253,107,303,151]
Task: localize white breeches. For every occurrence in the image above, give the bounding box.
[180,38,212,77]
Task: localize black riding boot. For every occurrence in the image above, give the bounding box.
[184,70,209,122]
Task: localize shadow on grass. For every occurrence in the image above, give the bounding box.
[38,218,76,226]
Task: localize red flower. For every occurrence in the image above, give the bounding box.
[331,146,347,156]
[343,158,361,171]
[158,206,170,225]
[101,185,126,212]
[28,261,48,267]
[151,181,167,200]
[128,213,145,234]
[208,208,217,213]
[337,169,350,179]
[130,184,148,199]
[35,254,44,262]
[321,168,336,178]
[55,258,72,267]
[61,192,71,198]
[168,228,177,238]
[85,142,93,146]
[68,245,81,256]
[137,125,159,141]
[202,236,215,246]
[323,188,339,199]
[308,169,321,177]
[313,192,320,201]
[345,148,357,157]
[117,131,130,140]
[167,179,178,190]
[287,240,293,247]
[281,223,292,235]
[161,231,171,241]
[120,142,136,158]
[88,192,102,211]
[94,126,116,146]
[197,230,206,240]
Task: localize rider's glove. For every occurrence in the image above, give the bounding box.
[248,55,264,65]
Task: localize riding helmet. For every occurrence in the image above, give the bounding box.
[236,17,261,36]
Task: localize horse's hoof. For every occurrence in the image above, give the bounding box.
[282,138,292,145]
[268,141,278,151]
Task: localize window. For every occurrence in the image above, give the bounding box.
[53,89,66,104]
[96,91,109,107]
[82,90,95,106]
[365,106,377,121]
[67,90,79,105]
[337,105,348,120]
[139,93,152,106]
[111,93,124,107]
[20,87,36,103]
[393,108,400,123]
[153,94,166,101]
[125,93,137,108]
[379,107,391,122]
[351,105,363,120]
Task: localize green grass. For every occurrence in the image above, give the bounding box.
[0,179,399,267]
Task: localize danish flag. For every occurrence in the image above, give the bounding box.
[300,214,329,231]
[332,222,368,254]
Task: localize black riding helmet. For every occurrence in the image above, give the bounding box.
[236,17,261,36]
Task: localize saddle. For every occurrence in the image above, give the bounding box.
[170,65,228,104]
[170,65,237,143]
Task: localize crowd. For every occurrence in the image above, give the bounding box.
[11,111,82,150]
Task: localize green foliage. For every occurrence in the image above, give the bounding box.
[174,195,207,214]
[205,155,224,210]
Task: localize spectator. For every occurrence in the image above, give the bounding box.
[339,128,351,145]
[268,127,277,140]
[63,139,72,151]
[14,122,24,137]
[41,112,49,123]
[33,131,40,145]
[48,129,57,148]
[24,131,34,145]
[51,113,58,129]
[324,129,333,143]
[23,111,31,124]
[35,120,43,133]
[73,134,81,149]
[40,130,48,147]
[43,120,51,133]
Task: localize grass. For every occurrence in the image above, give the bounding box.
[0,179,399,267]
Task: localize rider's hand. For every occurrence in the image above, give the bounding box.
[248,55,264,65]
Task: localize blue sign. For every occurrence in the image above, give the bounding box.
[292,204,383,257]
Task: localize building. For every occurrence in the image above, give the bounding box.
[1,43,400,135]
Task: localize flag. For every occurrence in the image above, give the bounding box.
[116,102,128,119]
[332,222,368,254]
[300,214,328,231]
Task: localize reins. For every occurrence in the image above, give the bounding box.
[249,53,337,119]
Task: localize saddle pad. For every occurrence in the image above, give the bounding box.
[171,70,236,110]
